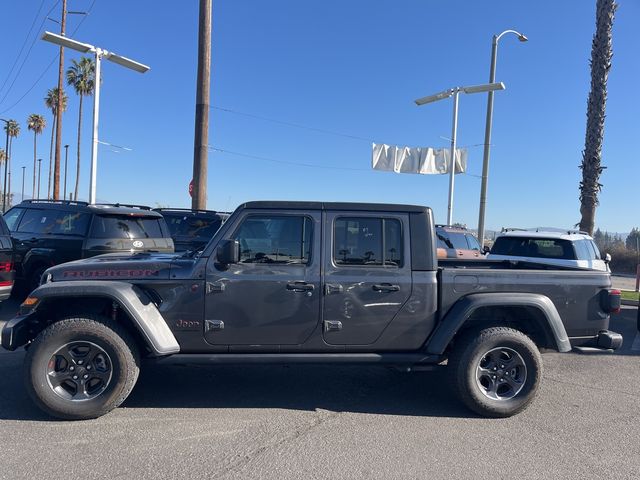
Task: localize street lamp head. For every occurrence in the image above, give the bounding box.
[462,82,505,94]
[415,89,454,106]
[496,29,528,44]
[42,31,93,53]
[518,34,528,42]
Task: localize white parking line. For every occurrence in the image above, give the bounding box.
[632,332,640,352]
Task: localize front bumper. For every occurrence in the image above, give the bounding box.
[1,315,33,351]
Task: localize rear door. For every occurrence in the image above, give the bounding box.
[323,211,411,345]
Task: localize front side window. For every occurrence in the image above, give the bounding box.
[466,234,481,250]
[233,215,312,265]
[90,215,164,239]
[334,217,403,267]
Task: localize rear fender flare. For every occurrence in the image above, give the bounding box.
[425,293,571,354]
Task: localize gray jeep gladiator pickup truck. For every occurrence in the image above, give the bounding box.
[1,201,623,420]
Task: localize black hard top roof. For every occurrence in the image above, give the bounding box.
[15,200,163,218]
[154,208,229,217]
[239,201,429,213]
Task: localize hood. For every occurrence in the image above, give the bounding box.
[45,252,183,282]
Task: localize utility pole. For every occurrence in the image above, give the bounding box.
[53,0,67,200]
[64,144,69,199]
[191,0,211,210]
[21,166,25,201]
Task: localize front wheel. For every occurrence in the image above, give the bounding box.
[448,327,542,418]
[24,316,140,420]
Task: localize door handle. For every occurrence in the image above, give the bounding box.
[286,281,314,292]
[324,320,342,332]
[372,283,400,292]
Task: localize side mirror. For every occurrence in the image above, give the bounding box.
[217,239,240,265]
[482,246,490,255]
[604,253,611,264]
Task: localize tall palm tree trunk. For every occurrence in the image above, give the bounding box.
[74,94,83,201]
[579,0,617,235]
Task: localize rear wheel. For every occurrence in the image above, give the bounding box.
[25,316,140,420]
[448,327,542,417]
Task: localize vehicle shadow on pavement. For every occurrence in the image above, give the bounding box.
[122,363,473,418]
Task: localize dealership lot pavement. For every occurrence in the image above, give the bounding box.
[0,302,638,480]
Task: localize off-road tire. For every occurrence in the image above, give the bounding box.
[448,327,542,418]
[24,316,140,420]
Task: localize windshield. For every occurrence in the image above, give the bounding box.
[163,214,222,239]
[90,215,165,239]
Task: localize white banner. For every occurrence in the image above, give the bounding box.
[371,143,467,175]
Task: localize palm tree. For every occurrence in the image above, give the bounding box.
[579,0,617,235]
[66,57,95,202]
[3,120,20,210]
[44,87,68,200]
[27,114,46,199]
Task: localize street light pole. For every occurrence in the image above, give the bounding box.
[41,31,150,204]
[63,144,69,200]
[21,166,25,201]
[477,29,527,248]
[415,82,505,225]
[447,90,460,226]
[37,159,42,199]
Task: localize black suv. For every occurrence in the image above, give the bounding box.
[0,215,15,301]
[3,200,174,291]
[154,208,229,252]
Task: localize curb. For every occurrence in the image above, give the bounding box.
[621,299,639,307]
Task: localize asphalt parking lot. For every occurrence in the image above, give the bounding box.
[0,302,638,480]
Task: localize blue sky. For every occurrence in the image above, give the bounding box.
[0,0,638,232]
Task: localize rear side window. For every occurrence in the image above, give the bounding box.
[4,208,25,231]
[16,209,90,235]
[233,215,312,264]
[90,215,164,239]
[575,239,597,260]
[491,237,576,260]
[436,230,468,250]
[334,217,403,267]
[164,214,222,239]
[465,234,481,250]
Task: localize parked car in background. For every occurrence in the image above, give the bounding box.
[3,200,174,292]
[154,208,230,252]
[0,215,15,301]
[435,224,483,259]
[487,229,609,271]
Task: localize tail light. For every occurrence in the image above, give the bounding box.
[0,261,13,287]
[603,289,621,314]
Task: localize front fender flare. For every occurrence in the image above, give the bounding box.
[425,293,571,354]
[2,280,179,356]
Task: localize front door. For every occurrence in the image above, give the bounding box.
[323,212,412,345]
[204,210,321,346]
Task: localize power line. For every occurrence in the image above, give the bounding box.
[208,146,369,172]
[209,145,484,178]
[0,0,96,115]
[212,105,490,150]
[0,0,49,97]
[0,0,62,106]
[211,106,375,142]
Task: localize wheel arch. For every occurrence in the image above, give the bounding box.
[425,293,571,355]
[1,281,179,356]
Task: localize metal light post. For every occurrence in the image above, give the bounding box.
[415,82,506,225]
[41,32,150,204]
[37,159,42,199]
[63,144,69,200]
[21,166,25,201]
[477,29,528,248]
